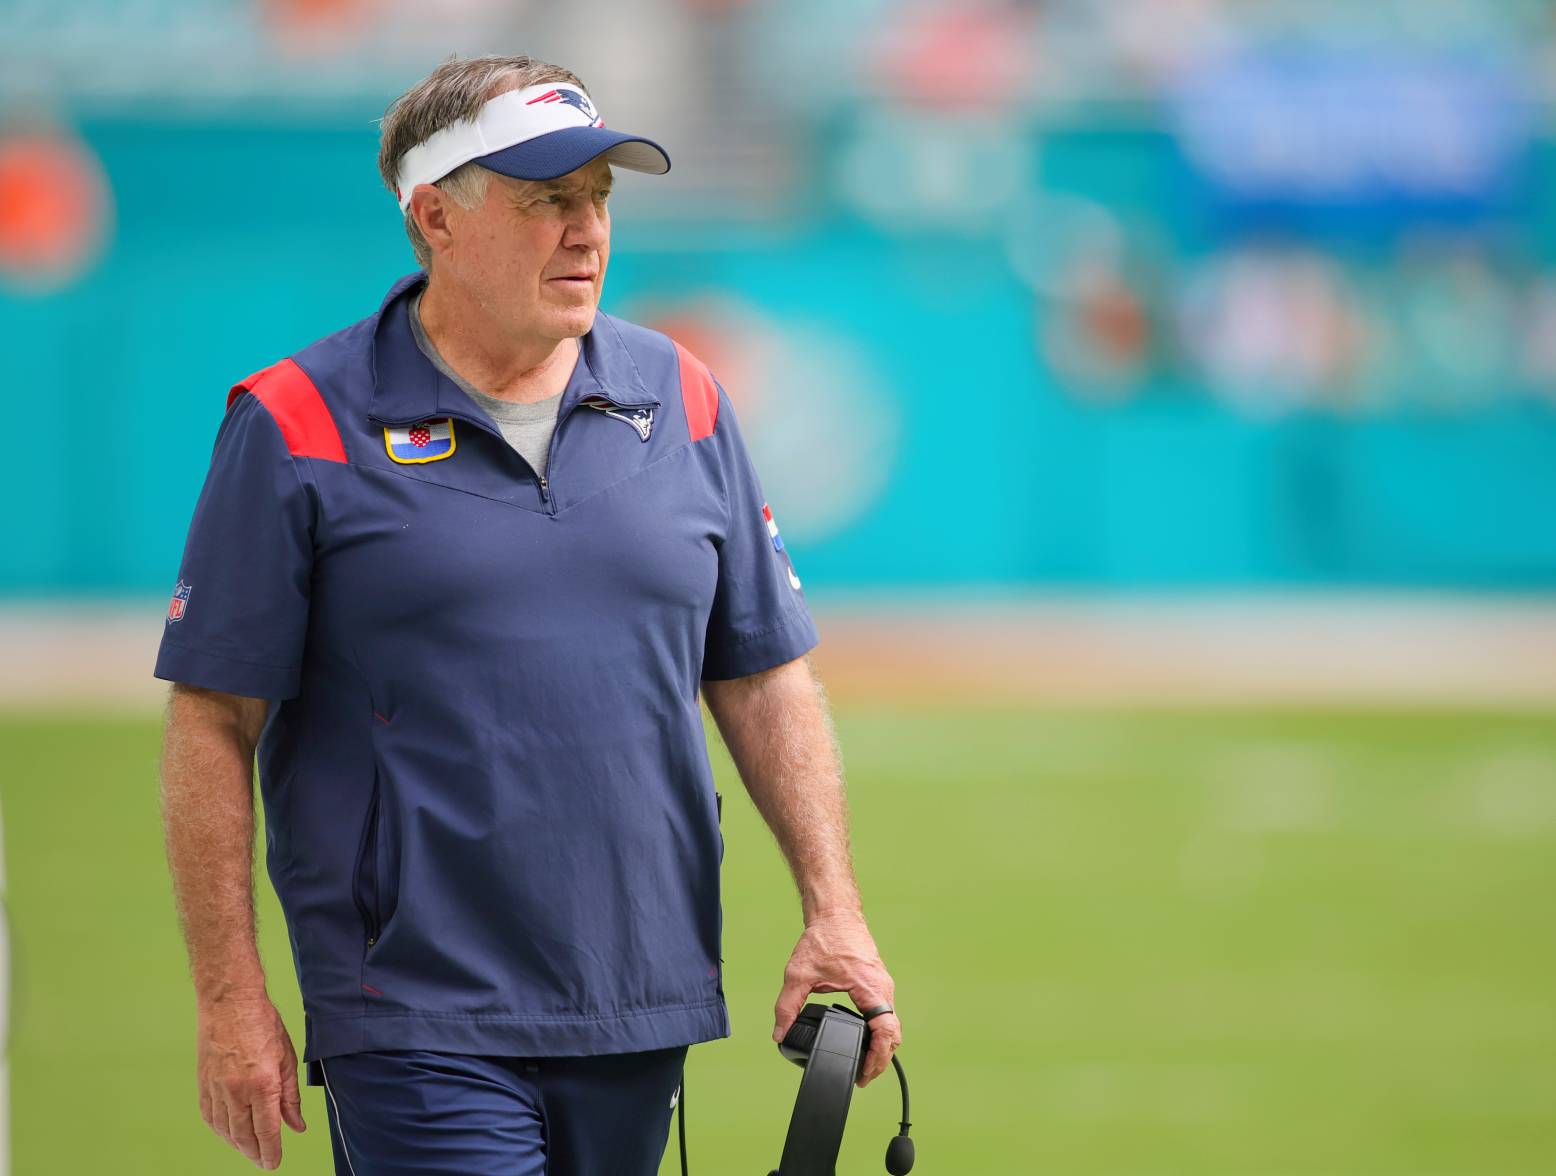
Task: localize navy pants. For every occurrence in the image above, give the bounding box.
[314,1046,687,1175]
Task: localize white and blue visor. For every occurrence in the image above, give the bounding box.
[394,82,670,211]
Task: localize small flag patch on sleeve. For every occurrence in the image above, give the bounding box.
[762,503,803,590]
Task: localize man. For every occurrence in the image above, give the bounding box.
[155,54,901,1175]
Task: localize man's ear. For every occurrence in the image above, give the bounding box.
[408,184,456,258]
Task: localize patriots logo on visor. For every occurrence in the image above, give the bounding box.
[763,504,803,591]
[526,88,603,127]
[384,418,456,464]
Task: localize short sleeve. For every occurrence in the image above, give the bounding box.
[701,385,820,680]
[153,392,316,700]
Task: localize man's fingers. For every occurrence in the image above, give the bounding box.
[280,1059,307,1134]
[222,1082,264,1165]
[857,1038,892,1086]
[848,974,894,1014]
[215,1090,240,1150]
[848,973,898,1086]
[207,1080,231,1143]
[857,1012,903,1089]
[773,970,814,1042]
[252,1089,284,1170]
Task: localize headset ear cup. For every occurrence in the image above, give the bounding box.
[782,1020,818,1058]
[775,1006,865,1174]
[778,1004,829,1065]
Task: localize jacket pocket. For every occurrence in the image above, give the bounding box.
[351,772,384,946]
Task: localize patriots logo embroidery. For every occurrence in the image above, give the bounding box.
[582,397,654,442]
[385,418,456,464]
[526,88,603,127]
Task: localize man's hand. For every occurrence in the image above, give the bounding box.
[773,911,902,1088]
[196,992,306,1169]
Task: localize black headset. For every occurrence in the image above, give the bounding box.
[675,1001,916,1175]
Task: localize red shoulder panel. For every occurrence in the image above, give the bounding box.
[228,359,347,463]
[673,340,720,443]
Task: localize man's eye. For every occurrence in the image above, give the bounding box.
[542,194,563,205]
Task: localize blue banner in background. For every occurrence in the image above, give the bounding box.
[4,116,1556,595]
[1169,51,1533,235]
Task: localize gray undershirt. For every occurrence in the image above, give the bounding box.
[409,290,564,478]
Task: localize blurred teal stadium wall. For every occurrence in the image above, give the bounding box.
[5,112,1556,594]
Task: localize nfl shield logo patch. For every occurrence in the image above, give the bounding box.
[385,418,456,464]
[167,579,191,623]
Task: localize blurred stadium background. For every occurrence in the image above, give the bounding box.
[3,0,1556,1172]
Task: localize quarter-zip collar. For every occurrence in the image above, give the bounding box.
[368,271,660,429]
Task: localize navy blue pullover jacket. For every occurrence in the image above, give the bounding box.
[155,273,819,1061]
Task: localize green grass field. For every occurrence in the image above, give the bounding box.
[5,707,1555,1175]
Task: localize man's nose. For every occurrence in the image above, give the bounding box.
[564,199,609,249]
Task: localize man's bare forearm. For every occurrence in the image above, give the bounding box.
[705,653,902,1085]
[703,655,862,923]
[160,684,271,1005]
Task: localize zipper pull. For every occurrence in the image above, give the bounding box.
[537,472,549,500]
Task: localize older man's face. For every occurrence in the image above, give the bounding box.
[448,156,613,344]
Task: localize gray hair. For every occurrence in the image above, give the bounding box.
[379,54,588,268]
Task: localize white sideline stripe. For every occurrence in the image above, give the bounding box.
[6,595,1556,708]
[319,1059,358,1176]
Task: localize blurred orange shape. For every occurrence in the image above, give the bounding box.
[0,130,109,285]
[261,0,379,53]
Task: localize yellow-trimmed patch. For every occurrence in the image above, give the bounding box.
[384,418,457,464]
